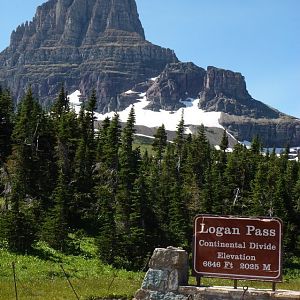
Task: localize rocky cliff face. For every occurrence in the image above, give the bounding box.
[120,62,300,146]
[145,62,206,111]
[220,114,300,147]
[141,63,282,119]
[0,0,299,147]
[0,0,177,110]
[198,67,281,119]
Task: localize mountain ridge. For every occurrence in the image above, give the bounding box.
[0,0,177,110]
[1,0,300,147]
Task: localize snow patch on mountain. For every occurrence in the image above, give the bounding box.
[68,90,223,132]
[68,90,81,105]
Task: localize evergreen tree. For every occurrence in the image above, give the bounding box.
[173,112,185,171]
[251,135,262,155]
[152,124,167,166]
[103,113,121,172]
[95,184,116,264]
[220,129,229,152]
[0,88,14,162]
[72,92,97,230]
[0,88,14,210]
[41,173,70,251]
[250,161,269,216]
[155,143,176,245]
[115,107,138,235]
[127,174,149,269]
[40,90,79,245]
[5,88,45,252]
[96,117,110,161]
[209,150,226,214]
[190,124,211,187]
[224,144,249,214]
[94,114,121,264]
[168,177,189,248]
[51,85,69,120]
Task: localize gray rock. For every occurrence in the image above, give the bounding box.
[147,248,189,289]
[220,113,300,147]
[149,291,186,300]
[146,62,206,111]
[142,269,169,292]
[0,0,177,110]
[149,248,188,272]
[198,66,281,119]
[134,288,151,300]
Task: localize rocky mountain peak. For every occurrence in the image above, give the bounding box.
[202,66,251,101]
[9,0,145,50]
[0,0,177,108]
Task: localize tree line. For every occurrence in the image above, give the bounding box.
[0,86,299,270]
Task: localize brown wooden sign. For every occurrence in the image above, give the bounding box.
[193,215,283,282]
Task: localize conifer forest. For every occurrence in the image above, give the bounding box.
[0,87,299,271]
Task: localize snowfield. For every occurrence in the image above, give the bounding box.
[68,90,224,132]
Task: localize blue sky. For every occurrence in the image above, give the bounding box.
[1,0,299,117]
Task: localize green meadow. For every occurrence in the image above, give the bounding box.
[0,237,299,300]
[0,238,143,300]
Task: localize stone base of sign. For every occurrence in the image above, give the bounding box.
[134,247,300,300]
[178,286,300,300]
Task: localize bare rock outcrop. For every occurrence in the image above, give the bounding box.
[146,62,206,111]
[0,0,177,111]
[198,66,281,119]
[220,113,300,147]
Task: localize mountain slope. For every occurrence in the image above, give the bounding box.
[102,62,300,147]
[0,0,177,110]
[0,0,299,147]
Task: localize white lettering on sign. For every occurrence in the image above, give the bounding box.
[217,252,256,261]
[249,242,276,250]
[198,240,246,249]
[198,223,277,237]
[263,264,271,271]
[199,223,240,236]
[193,215,283,281]
[246,225,276,237]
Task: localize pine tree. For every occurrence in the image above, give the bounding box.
[191,124,211,187]
[5,88,46,252]
[0,88,14,211]
[103,113,121,172]
[94,114,121,263]
[51,85,69,120]
[115,107,138,234]
[40,90,79,245]
[155,143,176,245]
[209,150,226,214]
[41,173,70,251]
[173,112,185,171]
[127,174,148,269]
[224,143,249,215]
[250,161,269,216]
[220,129,229,152]
[96,117,110,161]
[95,184,116,264]
[72,92,97,229]
[251,135,262,155]
[0,88,14,162]
[152,124,167,166]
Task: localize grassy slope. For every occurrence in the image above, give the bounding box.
[0,239,143,300]
[1,238,299,300]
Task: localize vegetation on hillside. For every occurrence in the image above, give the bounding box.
[0,236,142,300]
[0,86,299,273]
